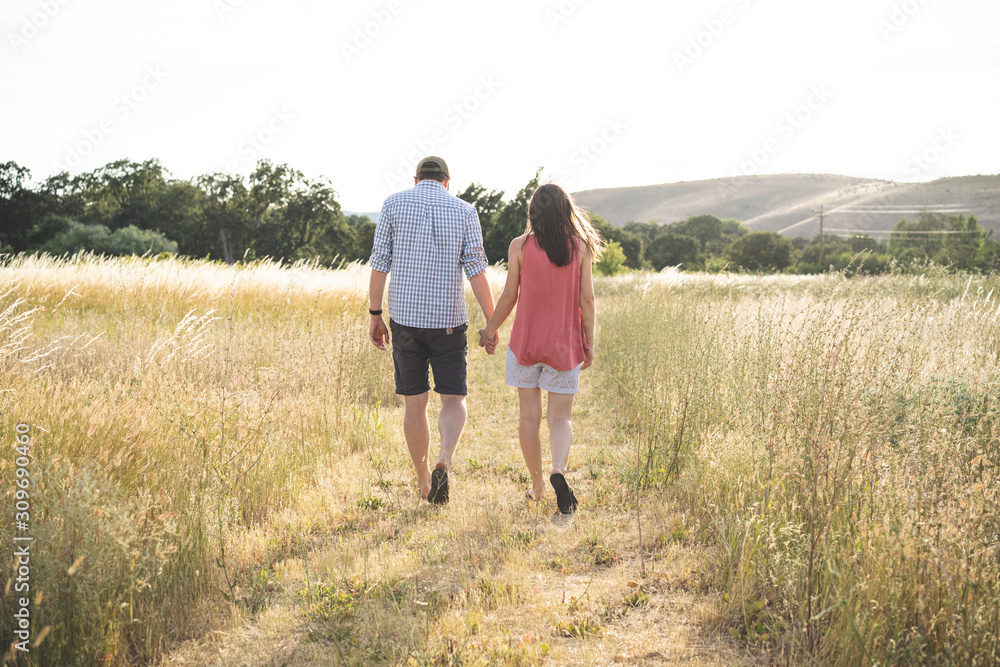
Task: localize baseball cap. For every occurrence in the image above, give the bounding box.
[415,156,449,178]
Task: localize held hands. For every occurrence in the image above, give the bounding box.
[478,328,498,355]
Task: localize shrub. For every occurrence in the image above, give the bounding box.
[594,241,626,276]
[39,222,178,257]
[724,231,793,272]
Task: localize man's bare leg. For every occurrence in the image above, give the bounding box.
[435,393,467,471]
[403,392,432,497]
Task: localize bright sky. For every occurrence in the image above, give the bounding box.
[2,0,998,212]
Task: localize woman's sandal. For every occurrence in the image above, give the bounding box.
[549,473,578,514]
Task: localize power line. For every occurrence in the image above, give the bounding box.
[825,228,982,236]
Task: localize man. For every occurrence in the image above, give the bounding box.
[368,156,495,505]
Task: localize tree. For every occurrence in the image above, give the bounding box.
[589,214,645,269]
[483,169,541,264]
[670,214,724,253]
[847,234,883,254]
[646,232,700,271]
[935,214,986,271]
[198,173,251,263]
[345,214,372,228]
[889,211,948,257]
[88,159,168,229]
[247,160,298,230]
[888,211,988,271]
[155,180,212,257]
[623,221,661,243]
[39,171,88,220]
[458,183,505,233]
[720,218,749,237]
[350,220,377,263]
[725,231,794,272]
[254,176,355,264]
[976,238,1000,273]
[797,234,852,269]
[0,161,49,252]
[26,214,73,248]
[708,218,750,255]
[595,240,626,276]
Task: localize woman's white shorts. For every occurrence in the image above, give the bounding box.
[505,347,581,394]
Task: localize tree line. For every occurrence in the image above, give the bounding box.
[0,159,371,265]
[595,210,1000,276]
[3,159,997,275]
[459,169,1000,275]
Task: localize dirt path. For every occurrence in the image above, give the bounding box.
[157,335,758,666]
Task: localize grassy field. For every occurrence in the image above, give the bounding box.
[1,255,998,665]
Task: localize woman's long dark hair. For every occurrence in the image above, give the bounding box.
[525,183,604,267]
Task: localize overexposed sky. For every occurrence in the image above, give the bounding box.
[2,0,998,211]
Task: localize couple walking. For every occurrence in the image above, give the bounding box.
[368,157,601,514]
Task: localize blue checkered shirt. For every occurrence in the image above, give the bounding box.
[370,180,488,329]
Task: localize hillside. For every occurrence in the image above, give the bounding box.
[573,174,1000,238]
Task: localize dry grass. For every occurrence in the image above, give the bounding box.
[1,255,753,666]
[602,270,1000,665]
[7,253,998,665]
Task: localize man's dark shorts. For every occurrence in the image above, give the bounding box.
[389,319,468,396]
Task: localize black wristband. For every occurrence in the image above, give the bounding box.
[369,308,383,316]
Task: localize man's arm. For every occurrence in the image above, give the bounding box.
[368,202,393,351]
[368,269,390,350]
[468,269,495,327]
[459,206,490,297]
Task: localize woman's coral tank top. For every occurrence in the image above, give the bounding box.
[508,235,588,371]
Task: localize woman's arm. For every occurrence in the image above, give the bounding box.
[579,245,596,369]
[481,236,525,342]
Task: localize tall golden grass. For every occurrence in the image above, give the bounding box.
[1,253,395,664]
[2,254,997,665]
[602,270,1000,665]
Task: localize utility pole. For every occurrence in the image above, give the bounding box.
[816,205,825,267]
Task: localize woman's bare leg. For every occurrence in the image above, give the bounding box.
[546,392,576,475]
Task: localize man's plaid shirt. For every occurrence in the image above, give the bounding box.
[370,180,488,329]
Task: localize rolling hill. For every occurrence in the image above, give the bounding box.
[573,174,1000,239]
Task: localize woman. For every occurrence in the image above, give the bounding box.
[479,183,602,514]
